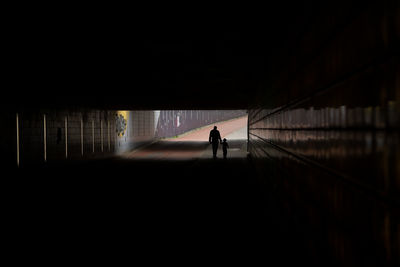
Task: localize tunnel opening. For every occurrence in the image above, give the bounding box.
[115,110,248,161]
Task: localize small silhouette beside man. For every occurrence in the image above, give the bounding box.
[222,138,229,159]
[209,126,222,159]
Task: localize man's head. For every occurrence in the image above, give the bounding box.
[214,126,217,130]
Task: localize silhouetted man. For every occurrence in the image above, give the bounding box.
[209,126,222,158]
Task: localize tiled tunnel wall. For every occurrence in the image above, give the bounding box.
[0,109,158,168]
[115,110,159,154]
[248,1,399,266]
[3,109,118,168]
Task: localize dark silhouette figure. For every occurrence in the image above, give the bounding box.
[209,126,222,158]
[222,138,229,159]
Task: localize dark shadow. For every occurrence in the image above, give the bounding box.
[6,151,300,264]
[56,127,62,144]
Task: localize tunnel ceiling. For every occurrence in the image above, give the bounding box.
[7,2,318,111]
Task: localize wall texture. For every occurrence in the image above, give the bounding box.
[6,109,117,168]
[3,109,162,167]
[249,1,399,266]
[115,110,159,154]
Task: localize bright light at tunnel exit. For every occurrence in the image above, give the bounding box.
[114,110,247,154]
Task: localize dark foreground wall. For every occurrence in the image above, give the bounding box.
[249,1,399,266]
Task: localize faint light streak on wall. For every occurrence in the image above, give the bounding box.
[81,116,84,156]
[108,120,111,151]
[65,116,68,159]
[43,114,47,162]
[101,119,103,152]
[92,119,95,153]
[16,113,20,167]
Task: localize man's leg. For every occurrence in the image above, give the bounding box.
[212,142,218,157]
